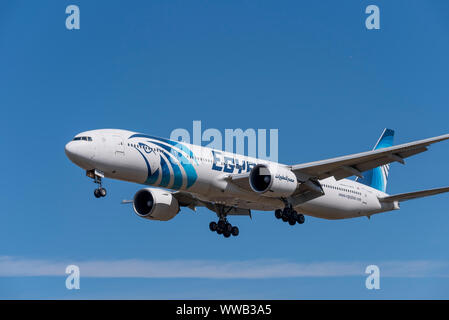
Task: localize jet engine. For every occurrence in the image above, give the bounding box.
[249,164,298,197]
[132,188,179,221]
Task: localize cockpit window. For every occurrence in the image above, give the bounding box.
[73,136,92,141]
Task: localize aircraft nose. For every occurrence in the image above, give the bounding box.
[64,141,76,159]
[65,140,95,167]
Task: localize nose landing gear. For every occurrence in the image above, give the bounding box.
[275,207,305,226]
[94,186,107,198]
[87,169,107,198]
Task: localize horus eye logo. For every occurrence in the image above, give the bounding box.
[140,143,152,154]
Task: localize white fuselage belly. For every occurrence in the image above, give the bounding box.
[73,129,397,220]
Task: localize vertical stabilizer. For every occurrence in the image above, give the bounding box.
[356,128,394,192]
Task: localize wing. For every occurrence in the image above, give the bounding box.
[173,191,252,216]
[379,186,449,203]
[291,133,449,181]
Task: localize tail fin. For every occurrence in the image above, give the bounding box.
[356,128,394,193]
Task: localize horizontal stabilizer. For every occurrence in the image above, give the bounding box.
[379,186,449,203]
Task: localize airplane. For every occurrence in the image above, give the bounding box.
[65,128,449,238]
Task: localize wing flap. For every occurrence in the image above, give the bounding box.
[172,191,206,211]
[379,186,449,203]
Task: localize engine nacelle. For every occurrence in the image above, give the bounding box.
[133,188,179,221]
[249,164,298,197]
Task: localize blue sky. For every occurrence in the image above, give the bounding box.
[1,0,449,299]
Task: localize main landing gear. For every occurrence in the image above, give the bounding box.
[209,204,239,238]
[209,220,239,238]
[87,170,107,198]
[275,207,305,226]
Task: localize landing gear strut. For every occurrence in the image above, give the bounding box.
[275,206,305,226]
[87,169,107,198]
[209,204,239,238]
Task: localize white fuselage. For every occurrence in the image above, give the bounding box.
[65,129,398,220]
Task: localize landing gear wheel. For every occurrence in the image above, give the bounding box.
[99,188,107,197]
[296,214,305,224]
[288,217,296,226]
[292,210,298,221]
[231,226,239,236]
[225,222,232,233]
[218,220,226,230]
[281,213,289,222]
[223,231,231,238]
[275,209,282,219]
[209,221,217,232]
[94,189,101,198]
[216,228,223,235]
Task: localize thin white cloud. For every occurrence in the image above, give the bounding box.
[0,256,448,279]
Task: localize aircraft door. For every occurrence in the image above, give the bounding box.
[112,135,125,156]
